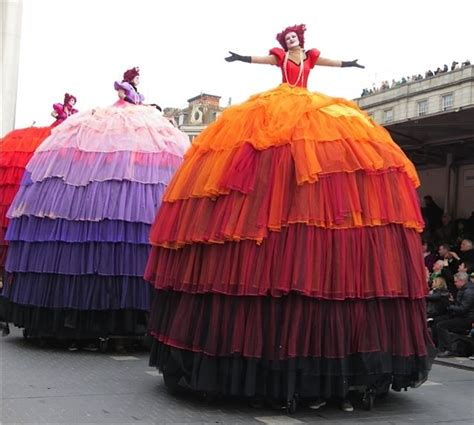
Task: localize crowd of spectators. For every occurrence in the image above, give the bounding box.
[422,195,474,358]
[361,59,472,97]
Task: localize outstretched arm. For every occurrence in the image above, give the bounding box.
[225,51,277,65]
[317,57,365,68]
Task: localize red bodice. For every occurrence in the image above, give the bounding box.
[269,47,320,88]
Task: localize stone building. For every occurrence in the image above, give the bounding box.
[355,64,474,218]
[164,93,226,143]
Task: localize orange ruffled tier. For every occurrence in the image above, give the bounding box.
[164,84,419,202]
[146,84,425,300]
[0,126,51,268]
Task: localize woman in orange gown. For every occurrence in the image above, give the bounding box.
[145,24,434,411]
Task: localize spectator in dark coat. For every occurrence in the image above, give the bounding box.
[438,244,460,278]
[460,239,474,263]
[437,272,474,357]
[427,277,451,319]
[458,261,474,274]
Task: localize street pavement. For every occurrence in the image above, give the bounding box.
[1,327,473,424]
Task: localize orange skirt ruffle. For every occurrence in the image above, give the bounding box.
[164,84,418,202]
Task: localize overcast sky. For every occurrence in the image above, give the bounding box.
[14,0,474,127]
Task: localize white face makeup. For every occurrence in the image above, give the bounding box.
[285,31,300,49]
[132,75,140,85]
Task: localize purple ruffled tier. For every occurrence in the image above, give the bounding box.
[8,176,166,223]
[6,216,150,243]
[1,273,151,310]
[6,241,149,276]
[27,149,183,186]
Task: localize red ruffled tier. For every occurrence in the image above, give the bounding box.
[0,206,8,228]
[0,184,18,206]
[146,224,426,299]
[149,290,431,360]
[150,145,423,248]
[0,127,51,153]
[0,166,25,185]
[0,151,37,169]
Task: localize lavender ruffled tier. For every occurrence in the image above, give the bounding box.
[1,102,188,337]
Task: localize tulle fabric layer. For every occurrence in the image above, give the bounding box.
[0,151,34,168]
[2,273,151,310]
[149,147,423,247]
[0,206,10,227]
[163,85,418,202]
[148,290,431,359]
[6,241,150,276]
[0,167,25,185]
[146,224,426,299]
[0,127,51,152]
[7,216,150,243]
[36,104,189,156]
[150,342,433,398]
[0,184,18,206]
[27,149,183,185]
[8,177,166,223]
[0,298,148,337]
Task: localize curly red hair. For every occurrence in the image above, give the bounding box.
[63,93,77,105]
[123,67,140,83]
[276,24,306,50]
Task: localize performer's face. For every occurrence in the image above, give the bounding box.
[132,75,140,85]
[67,98,76,106]
[285,32,300,49]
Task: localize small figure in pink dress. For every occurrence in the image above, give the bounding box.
[51,93,78,127]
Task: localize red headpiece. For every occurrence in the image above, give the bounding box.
[123,67,140,83]
[276,24,306,51]
[63,93,77,105]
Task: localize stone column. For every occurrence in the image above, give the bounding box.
[1,0,23,135]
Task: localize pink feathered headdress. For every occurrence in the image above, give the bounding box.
[63,93,77,105]
[276,24,306,50]
[123,67,140,83]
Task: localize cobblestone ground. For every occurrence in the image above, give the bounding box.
[1,327,473,424]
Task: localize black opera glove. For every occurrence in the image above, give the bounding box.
[225,51,251,63]
[341,59,365,69]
